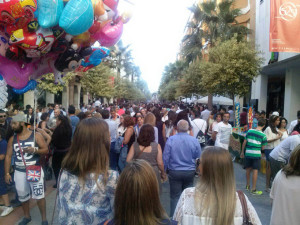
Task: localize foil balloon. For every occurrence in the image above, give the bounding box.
[37,0,64,28]
[59,0,94,36]
[0,0,37,24]
[13,80,37,94]
[103,0,119,20]
[0,75,8,109]
[92,18,123,47]
[0,31,9,57]
[77,47,110,72]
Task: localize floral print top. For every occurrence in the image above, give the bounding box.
[57,170,119,225]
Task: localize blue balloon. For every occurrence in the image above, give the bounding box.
[37,0,64,28]
[13,80,38,94]
[59,0,94,36]
[81,47,110,68]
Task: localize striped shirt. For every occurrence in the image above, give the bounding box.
[245,129,267,158]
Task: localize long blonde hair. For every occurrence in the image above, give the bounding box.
[114,160,168,225]
[196,147,236,225]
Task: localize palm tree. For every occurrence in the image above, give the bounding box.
[180,0,249,109]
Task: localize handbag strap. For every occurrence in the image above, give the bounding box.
[17,135,27,168]
[193,120,205,134]
[237,190,251,224]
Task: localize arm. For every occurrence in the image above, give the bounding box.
[265,127,281,143]
[162,123,166,143]
[212,131,217,141]
[123,127,134,145]
[189,128,194,137]
[41,121,46,130]
[163,140,171,171]
[156,144,166,179]
[126,145,135,162]
[4,137,13,184]
[37,128,52,146]
[25,133,48,155]
[240,139,247,158]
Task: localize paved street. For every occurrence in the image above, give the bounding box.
[0,162,272,225]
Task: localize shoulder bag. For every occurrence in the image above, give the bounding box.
[193,120,206,147]
[17,135,41,182]
[237,190,253,225]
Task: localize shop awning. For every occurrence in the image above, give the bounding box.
[261,54,300,76]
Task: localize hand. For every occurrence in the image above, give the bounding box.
[161,173,167,182]
[5,174,12,184]
[240,153,244,159]
[23,147,35,154]
[278,133,283,138]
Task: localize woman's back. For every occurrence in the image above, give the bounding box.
[58,170,119,225]
[133,142,158,167]
[270,170,300,225]
[173,187,261,225]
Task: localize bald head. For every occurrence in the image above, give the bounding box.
[54,108,60,117]
[177,120,189,133]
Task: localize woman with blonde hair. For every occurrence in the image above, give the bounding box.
[57,118,119,224]
[101,160,177,225]
[173,147,261,225]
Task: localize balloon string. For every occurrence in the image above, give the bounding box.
[33,89,36,149]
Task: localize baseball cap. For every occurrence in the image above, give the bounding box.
[272,111,279,116]
[12,114,30,124]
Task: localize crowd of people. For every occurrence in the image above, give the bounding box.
[0,101,299,225]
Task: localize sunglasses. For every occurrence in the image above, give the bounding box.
[0,115,6,118]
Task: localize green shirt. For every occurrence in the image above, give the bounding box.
[245,129,267,158]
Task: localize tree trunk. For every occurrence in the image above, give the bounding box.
[208,94,213,110]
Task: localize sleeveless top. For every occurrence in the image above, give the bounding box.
[13,132,40,172]
[133,142,158,167]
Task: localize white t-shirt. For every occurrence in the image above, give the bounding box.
[213,122,232,150]
[270,170,300,225]
[288,119,298,134]
[269,135,300,163]
[228,110,234,122]
[173,187,261,225]
[192,118,207,138]
[264,126,281,149]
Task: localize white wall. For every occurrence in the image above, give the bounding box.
[284,69,300,123]
[252,0,300,114]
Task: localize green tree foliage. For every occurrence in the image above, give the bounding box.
[81,64,115,98]
[158,60,186,101]
[37,72,76,94]
[200,38,262,98]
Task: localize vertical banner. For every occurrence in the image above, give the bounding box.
[270,0,300,52]
[235,103,240,127]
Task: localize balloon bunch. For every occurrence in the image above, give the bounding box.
[0,76,8,109]
[235,102,240,127]
[248,106,253,130]
[0,0,130,93]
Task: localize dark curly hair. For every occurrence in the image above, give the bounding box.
[137,124,155,147]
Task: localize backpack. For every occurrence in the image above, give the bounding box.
[193,120,206,147]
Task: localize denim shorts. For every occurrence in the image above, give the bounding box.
[264,149,273,162]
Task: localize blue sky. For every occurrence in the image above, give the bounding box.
[119,0,195,92]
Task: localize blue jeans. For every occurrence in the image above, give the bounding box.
[109,142,119,171]
[168,170,195,216]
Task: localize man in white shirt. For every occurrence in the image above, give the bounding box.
[212,112,232,150]
[288,110,300,134]
[269,135,300,180]
[228,106,234,126]
[161,107,168,122]
[191,110,207,138]
[201,106,211,121]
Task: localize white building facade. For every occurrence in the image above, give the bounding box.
[252,0,300,124]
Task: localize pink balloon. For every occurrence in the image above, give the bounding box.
[92,18,123,47]
[0,53,60,89]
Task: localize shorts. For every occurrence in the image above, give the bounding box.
[244,157,261,170]
[264,149,273,162]
[14,169,45,202]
